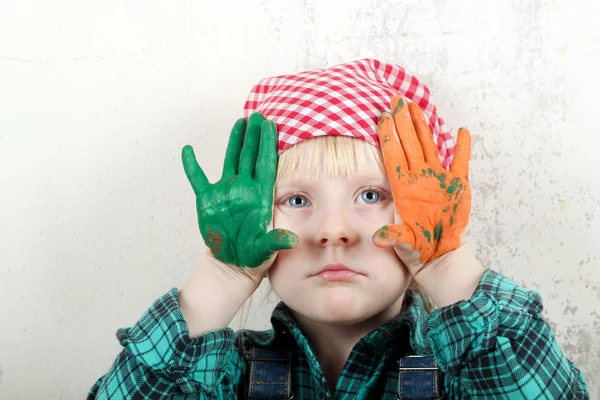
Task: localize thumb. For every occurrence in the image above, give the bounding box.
[373,223,424,270]
[256,229,299,255]
[372,223,416,249]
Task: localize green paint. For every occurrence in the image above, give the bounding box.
[392,98,404,115]
[396,166,402,180]
[448,177,464,199]
[427,168,437,177]
[378,225,390,240]
[437,174,446,189]
[423,230,431,243]
[205,226,212,246]
[276,230,299,246]
[182,113,298,268]
[453,204,458,214]
[433,221,443,242]
[421,168,426,177]
[450,215,454,226]
[416,222,431,243]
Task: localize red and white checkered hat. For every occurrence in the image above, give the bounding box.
[243,58,455,169]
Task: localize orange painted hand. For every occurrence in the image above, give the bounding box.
[373,96,472,275]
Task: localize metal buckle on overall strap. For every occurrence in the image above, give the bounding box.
[397,354,444,400]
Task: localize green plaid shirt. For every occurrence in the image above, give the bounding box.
[89,270,588,399]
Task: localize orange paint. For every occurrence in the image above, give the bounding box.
[374,95,472,268]
[205,226,212,246]
[212,231,223,256]
[204,226,223,256]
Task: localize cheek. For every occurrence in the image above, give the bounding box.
[356,202,395,229]
[273,206,313,237]
[371,242,409,276]
[270,207,313,283]
[267,250,302,299]
[268,234,305,279]
[273,206,300,228]
[373,250,411,292]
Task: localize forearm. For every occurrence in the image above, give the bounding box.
[90,286,245,398]
[179,253,260,337]
[428,269,590,398]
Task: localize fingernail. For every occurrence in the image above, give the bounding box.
[378,113,391,124]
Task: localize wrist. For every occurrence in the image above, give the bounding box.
[414,242,484,308]
[179,253,261,337]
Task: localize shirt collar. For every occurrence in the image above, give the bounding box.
[268,291,427,354]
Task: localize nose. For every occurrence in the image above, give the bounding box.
[314,203,359,247]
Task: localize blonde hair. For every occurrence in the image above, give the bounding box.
[274,135,434,313]
[276,135,386,182]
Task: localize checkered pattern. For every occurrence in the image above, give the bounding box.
[243,58,456,169]
[88,271,589,399]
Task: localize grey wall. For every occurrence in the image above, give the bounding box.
[1,0,598,398]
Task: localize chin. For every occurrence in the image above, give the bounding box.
[306,286,374,325]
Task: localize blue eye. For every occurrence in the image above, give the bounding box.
[358,190,381,204]
[287,195,309,208]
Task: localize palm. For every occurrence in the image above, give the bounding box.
[196,175,273,266]
[393,167,470,262]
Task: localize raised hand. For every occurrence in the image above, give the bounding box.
[182,113,298,269]
[373,96,472,276]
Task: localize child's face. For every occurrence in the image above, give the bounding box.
[269,152,411,326]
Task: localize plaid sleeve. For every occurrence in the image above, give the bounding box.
[427,269,589,399]
[88,289,243,399]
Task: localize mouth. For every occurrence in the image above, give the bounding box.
[313,263,364,282]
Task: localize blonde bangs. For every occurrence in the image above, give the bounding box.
[276,136,385,182]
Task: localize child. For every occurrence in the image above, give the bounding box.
[88,59,589,399]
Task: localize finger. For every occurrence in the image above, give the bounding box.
[222,118,247,179]
[408,102,442,168]
[239,112,264,178]
[450,128,472,179]
[372,223,416,249]
[378,112,408,191]
[182,145,209,195]
[255,119,278,183]
[255,229,299,262]
[391,95,424,168]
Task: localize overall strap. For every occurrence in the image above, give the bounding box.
[397,353,444,400]
[240,330,294,400]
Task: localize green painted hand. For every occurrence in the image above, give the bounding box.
[182,113,298,268]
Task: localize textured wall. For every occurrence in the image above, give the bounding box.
[1,0,598,398]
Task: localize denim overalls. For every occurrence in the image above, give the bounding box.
[239,330,444,399]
